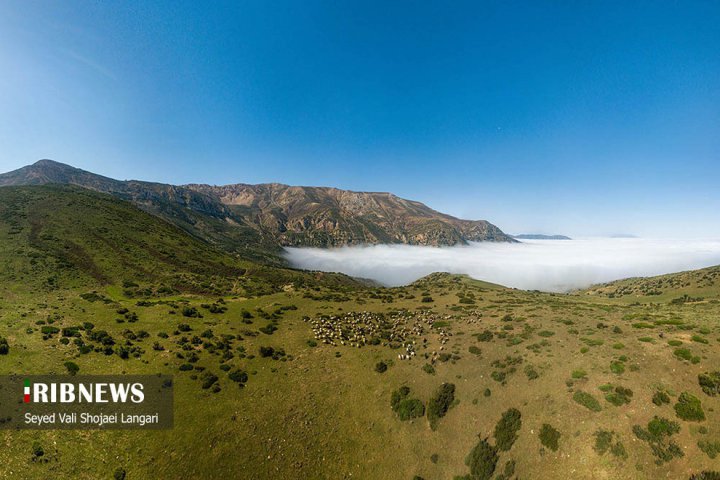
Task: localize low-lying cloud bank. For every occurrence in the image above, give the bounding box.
[284,238,720,292]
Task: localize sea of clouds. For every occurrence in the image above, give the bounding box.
[284,238,720,292]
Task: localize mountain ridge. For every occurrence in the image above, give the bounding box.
[0,160,515,252]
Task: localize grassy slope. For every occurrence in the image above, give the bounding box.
[0,190,719,479]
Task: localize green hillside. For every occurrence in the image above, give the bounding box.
[0,185,363,297]
[0,187,718,480]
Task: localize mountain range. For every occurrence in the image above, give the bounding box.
[512,234,572,240]
[0,160,514,262]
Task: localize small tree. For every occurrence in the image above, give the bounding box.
[64,361,80,376]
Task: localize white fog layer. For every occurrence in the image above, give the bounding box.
[284,238,720,292]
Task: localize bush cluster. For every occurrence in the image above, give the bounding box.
[674,392,705,422]
[539,423,561,452]
[390,386,425,421]
[633,416,683,464]
[573,391,602,412]
[493,408,522,451]
[427,383,456,430]
[699,372,720,396]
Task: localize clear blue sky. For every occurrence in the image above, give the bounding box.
[1,1,718,237]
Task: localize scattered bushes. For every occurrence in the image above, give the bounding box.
[524,365,539,380]
[698,440,720,459]
[593,429,626,459]
[633,416,683,464]
[0,337,8,355]
[605,386,633,406]
[427,383,456,429]
[573,391,602,412]
[674,392,705,422]
[539,423,560,452]
[674,348,700,364]
[493,408,522,451]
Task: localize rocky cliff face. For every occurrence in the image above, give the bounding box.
[0,160,515,253]
[186,183,516,247]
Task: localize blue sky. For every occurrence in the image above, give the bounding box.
[0,1,718,237]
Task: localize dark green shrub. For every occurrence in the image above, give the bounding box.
[674,392,705,421]
[64,361,79,375]
[674,348,700,363]
[201,372,219,389]
[605,386,633,406]
[113,468,127,480]
[181,306,201,318]
[593,429,627,459]
[573,391,601,412]
[653,391,671,406]
[259,346,275,357]
[0,337,9,355]
[493,408,522,451]
[396,398,425,421]
[539,423,560,452]
[422,364,435,375]
[427,383,456,429]
[391,386,411,410]
[31,441,44,458]
[228,369,248,384]
[476,330,493,342]
[689,472,720,480]
[375,361,388,373]
[464,438,498,480]
[699,372,720,396]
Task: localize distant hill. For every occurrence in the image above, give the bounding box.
[512,234,571,240]
[0,160,515,253]
[580,264,720,301]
